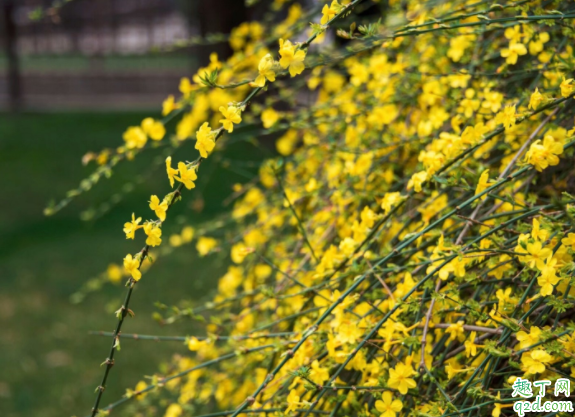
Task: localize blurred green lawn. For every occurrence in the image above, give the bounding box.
[0,112,266,416]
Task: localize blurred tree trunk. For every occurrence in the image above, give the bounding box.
[2,0,21,111]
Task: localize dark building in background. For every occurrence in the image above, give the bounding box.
[2,0,21,111]
[0,0,248,110]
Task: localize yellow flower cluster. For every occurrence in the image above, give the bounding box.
[76,1,575,417]
[122,117,166,150]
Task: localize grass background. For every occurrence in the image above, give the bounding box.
[0,112,267,416]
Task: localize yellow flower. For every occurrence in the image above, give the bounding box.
[181,227,194,242]
[464,331,481,358]
[231,242,253,264]
[169,234,182,247]
[561,333,575,352]
[196,236,218,256]
[361,206,377,228]
[387,361,416,394]
[162,94,179,116]
[123,213,142,239]
[446,321,465,342]
[261,108,279,128]
[530,218,549,242]
[276,129,299,155]
[320,1,341,25]
[336,321,363,344]
[367,105,398,127]
[520,349,552,374]
[254,53,276,87]
[475,169,491,200]
[461,122,488,145]
[523,241,551,270]
[561,232,575,250]
[179,77,194,97]
[447,35,473,62]
[349,61,369,86]
[560,77,575,98]
[450,257,466,278]
[419,150,444,176]
[195,122,216,158]
[317,245,340,273]
[143,223,162,247]
[500,42,527,65]
[164,403,183,417]
[174,162,197,190]
[123,126,147,149]
[529,32,550,55]
[149,195,168,221]
[165,157,179,188]
[473,93,492,115]
[187,336,208,351]
[339,237,356,256]
[375,392,403,417]
[107,263,123,284]
[445,358,465,380]
[219,106,242,133]
[495,105,516,130]
[380,192,402,215]
[279,39,306,77]
[492,392,513,417]
[133,380,148,400]
[496,287,514,309]
[141,118,165,141]
[528,88,544,110]
[309,360,330,385]
[516,326,541,350]
[524,135,564,171]
[504,26,523,43]
[538,255,560,296]
[407,171,427,192]
[489,254,512,279]
[286,389,302,413]
[123,254,141,281]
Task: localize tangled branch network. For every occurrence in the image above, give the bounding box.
[50,0,575,416]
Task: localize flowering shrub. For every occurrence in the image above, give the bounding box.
[50,1,575,416]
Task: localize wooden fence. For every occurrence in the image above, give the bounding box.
[1,0,194,110]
